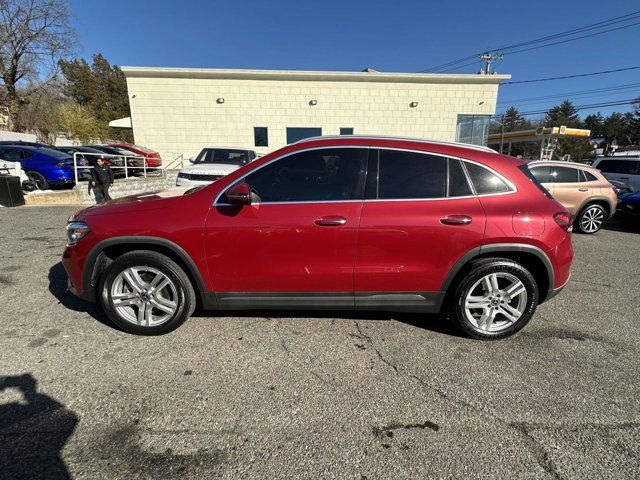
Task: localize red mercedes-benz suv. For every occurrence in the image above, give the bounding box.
[63,136,573,339]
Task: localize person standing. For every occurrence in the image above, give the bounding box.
[88,156,115,204]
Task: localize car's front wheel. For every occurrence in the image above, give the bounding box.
[98,250,196,335]
[575,203,607,234]
[451,258,539,340]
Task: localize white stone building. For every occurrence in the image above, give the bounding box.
[119,67,510,162]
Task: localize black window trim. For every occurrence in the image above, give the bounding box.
[214,146,517,205]
[363,147,515,202]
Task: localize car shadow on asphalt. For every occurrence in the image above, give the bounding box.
[47,262,124,332]
[192,307,466,338]
[0,373,78,479]
[604,217,640,234]
[48,261,463,337]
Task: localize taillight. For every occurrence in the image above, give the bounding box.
[612,186,619,195]
[553,211,573,232]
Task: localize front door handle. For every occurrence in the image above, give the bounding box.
[314,216,347,226]
[440,215,472,225]
[578,187,589,192]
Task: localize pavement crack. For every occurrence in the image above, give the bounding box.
[373,420,440,438]
[509,422,563,480]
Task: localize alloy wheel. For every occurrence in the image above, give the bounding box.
[464,272,527,333]
[109,266,178,327]
[580,206,604,233]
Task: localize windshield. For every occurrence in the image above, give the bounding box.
[194,149,250,165]
[131,144,155,154]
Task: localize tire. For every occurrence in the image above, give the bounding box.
[26,171,49,190]
[98,250,196,335]
[575,203,607,234]
[451,258,539,340]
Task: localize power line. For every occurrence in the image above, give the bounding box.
[493,98,639,117]
[502,66,640,85]
[419,10,640,73]
[497,81,640,104]
[497,91,640,112]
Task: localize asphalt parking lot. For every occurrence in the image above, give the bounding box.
[1,206,639,479]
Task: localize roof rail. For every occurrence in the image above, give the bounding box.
[294,135,497,153]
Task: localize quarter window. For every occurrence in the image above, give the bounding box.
[241,148,367,203]
[465,162,511,194]
[254,127,268,147]
[375,150,446,199]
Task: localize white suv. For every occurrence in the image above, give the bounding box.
[591,157,639,192]
[176,147,258,187]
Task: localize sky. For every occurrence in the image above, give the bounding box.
[68,0,640,119]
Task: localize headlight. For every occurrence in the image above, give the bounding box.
[66,221,90,245]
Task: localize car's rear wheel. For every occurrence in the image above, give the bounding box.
[451,258,539,340]
[26,171,48,190]
[576,203,606,234]
[98,250,196,335]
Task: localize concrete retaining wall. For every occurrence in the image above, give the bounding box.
[25,171,179,206]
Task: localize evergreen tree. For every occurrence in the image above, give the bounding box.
[58,54,132,142]
[583,113,604,137]
[545,100,582,127]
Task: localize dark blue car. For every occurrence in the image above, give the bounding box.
[617,191,640,220]
[0,145,75,189]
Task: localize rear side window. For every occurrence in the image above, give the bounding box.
[448,158,473,197]
[618,160,640,175]
[529,166,551,183]
[465,162,511,194]
[376,150,446,199]
[550,166,579,183]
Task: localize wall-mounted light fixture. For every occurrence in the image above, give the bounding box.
[131,94,136,99]
[216,98,225,104]
[479,101,485,105]
[309,99,317,106]
[410,101,418,108]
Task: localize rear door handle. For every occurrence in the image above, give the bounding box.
[440,215,472,225]
[578,187,589,192]
[314,216,347,226]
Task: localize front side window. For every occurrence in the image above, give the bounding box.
[529,166,552,183]
[240,148,367,203]
[617,160,640,175]
[465,162,511,194]
[286,127,322,144]
[375,150,446,199]
[254,127,268,147]
[550,167,579,183]
[456,115,491,146]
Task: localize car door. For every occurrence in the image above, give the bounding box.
[354,149,486,311]
[204,147,368,308]
[548,166,588,215]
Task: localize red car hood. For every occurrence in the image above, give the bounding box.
[71,188,191,220]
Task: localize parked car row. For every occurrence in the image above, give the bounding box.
[0,141,163,190]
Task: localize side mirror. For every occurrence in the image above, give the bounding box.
[226,182,252,205]
[189,156,195,163]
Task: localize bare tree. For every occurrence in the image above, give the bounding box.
[0,0,76,131]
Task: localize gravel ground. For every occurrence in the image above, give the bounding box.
[0,206,639,479]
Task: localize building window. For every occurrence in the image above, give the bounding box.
[456,115,491,146]
[286,127,322,144]
[254,127,268,147]
[340,128,354,135]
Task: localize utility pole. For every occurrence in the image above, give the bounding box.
[478,52,503,75]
